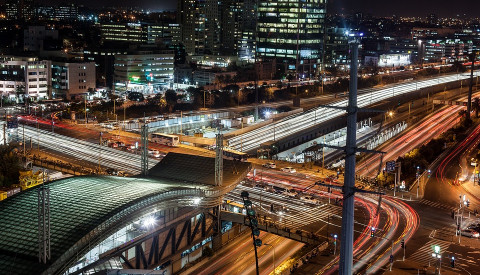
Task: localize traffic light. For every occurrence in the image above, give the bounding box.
[467,200,470,207]
[401,239,405,249]
[370,227,375,237]
[427,169,431,178]
[328,187,331,193]
[389,255,394,263]
[451,256,455,268]
[270,203,274,212]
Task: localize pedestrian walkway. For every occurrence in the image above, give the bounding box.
[407,239,451,268]
[461,178,480,211]
[420,199,457,211]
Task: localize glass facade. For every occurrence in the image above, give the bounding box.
[256,0,327,72]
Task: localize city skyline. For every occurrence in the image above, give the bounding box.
[2,0,479,17]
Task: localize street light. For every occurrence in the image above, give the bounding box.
[432,245,442,274]
[333,234,338,255]
[264,243,276,274]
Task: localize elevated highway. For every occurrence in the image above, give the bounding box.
[226,71,480,153]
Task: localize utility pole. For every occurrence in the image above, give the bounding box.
[23,124,25,157]
[141,125,149,176]
[254,2,259,122]
[3,123,6,145]
[339,38,360,275]
[467,52,476,120]
[215,133,223,187]
[38,179,50,264]
[84,95,87,127]
[213,133,224,251]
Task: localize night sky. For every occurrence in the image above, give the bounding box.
[14,0,480,17]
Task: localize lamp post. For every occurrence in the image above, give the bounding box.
[333,234,338,255]
[264,243,276,274]
[432,245,442,275]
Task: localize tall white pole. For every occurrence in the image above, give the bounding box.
[339,40,359,275]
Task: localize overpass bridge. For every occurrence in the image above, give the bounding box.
[0,153,251,275]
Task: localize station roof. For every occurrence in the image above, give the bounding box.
[0,153,251,275]
[0,176,198,275]
[149,152,251,186]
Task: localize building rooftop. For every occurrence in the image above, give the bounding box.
[0,152,251,275]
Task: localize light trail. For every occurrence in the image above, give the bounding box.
[227,71,479,153]
[18,125,159,174]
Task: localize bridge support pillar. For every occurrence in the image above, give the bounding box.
[212,205,223,251]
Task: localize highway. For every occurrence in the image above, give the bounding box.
[183,231,303,275]
[232,167,420,274]
[18,124,155,175]
[357,105,463,178]
[227,71,480,153]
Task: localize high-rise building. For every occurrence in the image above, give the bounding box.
[177,0,221,55]
[24,26,60,52]
[54,4,78,21]
[256,0,327,76]
[427,13,438,25]
[97,22,181,46]
[5,0,35,20]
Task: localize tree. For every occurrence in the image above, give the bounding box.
[88,87,96,97]
[15,86,25,103]
[0,144,21,187]
[264,87,275,101]
[165,90,177,105]
[215,75,225,89]
[165,90,177,112]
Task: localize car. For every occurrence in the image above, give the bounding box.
[461,229,480,238]
[281,167,296,173]
[263,162,277,169]
[300,195,319,205]
[105,168,118,175]
[117,171,129,177]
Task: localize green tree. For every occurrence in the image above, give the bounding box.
[0,144,21,187]
[165,90,177,106]
[15,86,25,103]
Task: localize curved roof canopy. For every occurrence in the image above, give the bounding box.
[0,153,251,275]
[0,176,201,275]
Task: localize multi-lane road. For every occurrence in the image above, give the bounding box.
[227,70,480,153]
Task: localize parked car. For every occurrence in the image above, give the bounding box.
[461,229,480,238]
[281,167,297,173]
[106,168,118,175]
[263,162,277,169]
[300,195,319,205]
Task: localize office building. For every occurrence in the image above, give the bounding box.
[114,50,175,94]
[24,26,60,52]
[97,22,181,46]
[51,62,96,100]
[178,0,256,60]
[177,0,221,55]
[5,0,35,20]
[256,0,327,76]
[0,57,51,100]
